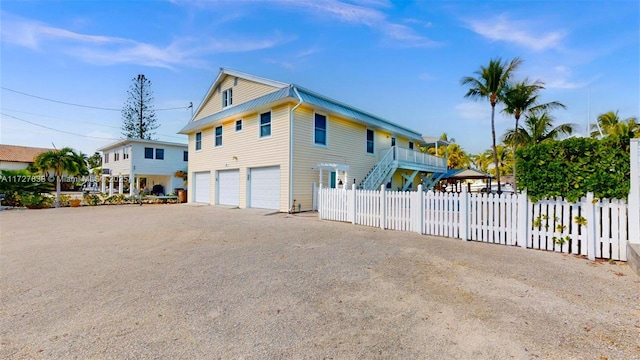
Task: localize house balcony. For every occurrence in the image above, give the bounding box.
[380,146,447,173]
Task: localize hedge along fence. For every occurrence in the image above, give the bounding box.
[318,185,630,261]
[516,136,631,202]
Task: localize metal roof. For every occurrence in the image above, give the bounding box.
[97,138,187,152]
[179,87,293,134]
[180,71,425,142]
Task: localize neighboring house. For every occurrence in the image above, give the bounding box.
[0,144,53,171]
[97,139,188,196]
[179,68,447,212]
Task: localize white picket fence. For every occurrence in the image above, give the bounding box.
[318,185,629,261]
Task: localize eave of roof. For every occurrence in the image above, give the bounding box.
[96,138,187,152]
[0,144,53,163]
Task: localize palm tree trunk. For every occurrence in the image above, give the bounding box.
[491,105,501,193]
[55,170,61,208]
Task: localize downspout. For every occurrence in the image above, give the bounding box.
[290,85,304,212]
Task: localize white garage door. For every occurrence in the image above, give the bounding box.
[250,166,280,210]
[193,172,211,203]
[217,169,240,206]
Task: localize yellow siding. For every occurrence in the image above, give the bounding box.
[193,76,281,120]
[187,104,291,211]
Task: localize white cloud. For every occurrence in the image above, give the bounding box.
[0,12,292,69]
[278,0,440,48]
[465,14,565,51]
[455,102,511,125]
[536,65,591,90]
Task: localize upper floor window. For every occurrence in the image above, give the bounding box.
[195,132,202,150]
[104,153,109,163]
[144,147,154,159]
[260,111,271,138]
[123,147,129,159]
[183,151,188,161]
[409,142,414,150]
[114,152,120,161]
[155,148,164,160]
[391,137,396,147]
[215,126,223,147]
[235,119,243,132]
[222,88,233,108]
[366,129,374,154]
[314,113,327,146]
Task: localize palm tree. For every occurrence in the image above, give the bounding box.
[461,57,523,193]
[424,133,470,169]
[33,147,86,208]
[590,110,639,138]
[503,111,575,146]
[501,79,566,191]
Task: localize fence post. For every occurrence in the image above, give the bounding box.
[584,192,597,260]
[629,139,639,244]
[517,190,529,249]
[459,185,469,240]
[317,186,323,220]
[414,185,424,234]
[351,184,357,224]
[380,184,386,230]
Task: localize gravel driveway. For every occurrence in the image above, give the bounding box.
[1,204,639,359]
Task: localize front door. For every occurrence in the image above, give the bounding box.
[330,171,336,189]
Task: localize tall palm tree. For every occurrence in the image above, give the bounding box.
[590,110,639,138]
[461,57,523,193]
[33,147,86,208]
[503,111,575,146]
[501,79,566,191]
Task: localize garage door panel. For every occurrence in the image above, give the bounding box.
[250,167,280,210]
[194,172,211,203]
[218,170,239,206]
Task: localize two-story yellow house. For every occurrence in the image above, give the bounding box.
[179,69,446,212]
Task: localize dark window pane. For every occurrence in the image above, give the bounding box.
[183,151,188,161]
[145,147,153,159]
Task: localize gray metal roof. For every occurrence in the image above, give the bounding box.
[179,87,293,134]
[180,75,424,141]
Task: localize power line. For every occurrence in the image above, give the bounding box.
[1,112,121,140]
[1,112,186,140]
[1,86,191,111]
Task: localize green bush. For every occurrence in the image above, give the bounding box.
[516,136,630,202]
[103,194,127,205]
[84,194,102,206]
[59,194,71,207]
[18,193,54,209]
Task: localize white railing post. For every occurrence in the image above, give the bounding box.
[584,192,598,260]
[312,182,318,211]
[351,184,357,224]
[459,185,469,240]
[629,139,639,244]
[380,184,386,230]
[517,190,529,249]
[317,187,323,220]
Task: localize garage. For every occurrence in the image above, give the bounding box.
[217,169,240,206]
[249,166,280,210]
[193,171,211,203]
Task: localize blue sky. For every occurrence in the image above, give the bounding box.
[1,0,638,156]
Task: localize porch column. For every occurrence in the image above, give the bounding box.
[101,176,106,193]
[109,177,114,195]
[118,176,124,194]
[129,172,134,196]
[319,168,323,188]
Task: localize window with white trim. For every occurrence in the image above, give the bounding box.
[144,147,153,159]
[155,148,164,160]
[260,112,271,138]
[222,88,233,108]
[104,153,109,163]
[195,132,202,150]
[314,113,327,146]
[235,119,243,132]
[409,142,414,150]
[215,126,223,147]
[366,129,374,154]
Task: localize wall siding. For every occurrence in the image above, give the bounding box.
[194,76,281,120]
[291,106,414,211]
[187,104,290,211]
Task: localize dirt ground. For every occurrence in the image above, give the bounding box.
[1,204,639,359]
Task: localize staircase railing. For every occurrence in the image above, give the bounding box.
[360,147,396,190]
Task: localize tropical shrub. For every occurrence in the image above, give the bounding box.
[18,193,54,209]
[84,194,102,206]
[516,136,630,202]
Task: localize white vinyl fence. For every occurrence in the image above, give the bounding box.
[318,185,630,261]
